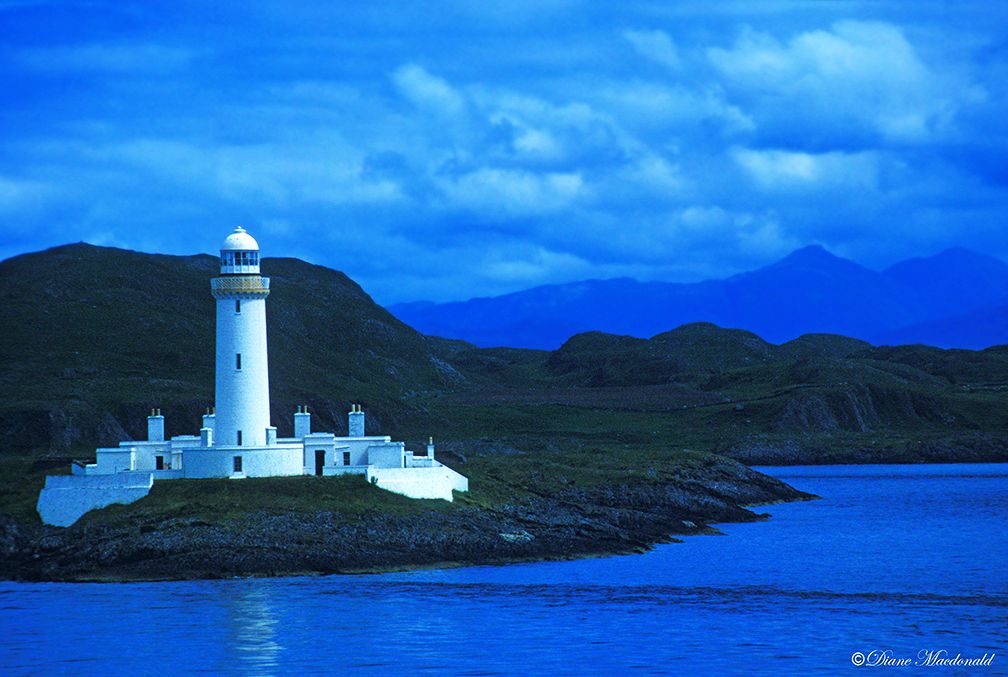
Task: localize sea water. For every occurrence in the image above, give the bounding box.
[1,464,1005,675]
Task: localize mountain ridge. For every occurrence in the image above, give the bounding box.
[389,246,1008,349]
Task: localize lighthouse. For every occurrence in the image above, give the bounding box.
[36,225,470,525]
[211,226,273,448]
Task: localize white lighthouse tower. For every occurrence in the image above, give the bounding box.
[211,226,273,448]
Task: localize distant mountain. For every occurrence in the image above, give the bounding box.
[388,246,1008,349]
[883,247,1008,315]
[875,301,1008,349]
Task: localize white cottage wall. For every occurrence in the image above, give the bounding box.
[183,444,304,478]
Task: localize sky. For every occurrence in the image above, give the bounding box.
[1,1,1006,304]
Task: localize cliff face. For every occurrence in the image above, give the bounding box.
[774,384,950,433]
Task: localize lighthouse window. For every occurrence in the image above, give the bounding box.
[236,353,242,370]
[235,299,241,313]
[233,455,242,472]
[236,430,243,446]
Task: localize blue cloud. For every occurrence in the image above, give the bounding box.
[0,1,1005,303]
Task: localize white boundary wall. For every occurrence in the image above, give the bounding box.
[367,465,469,501]
[37,472,154,527]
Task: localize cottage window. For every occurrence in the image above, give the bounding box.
[343,451,351,466]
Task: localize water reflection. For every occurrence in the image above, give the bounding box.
[224,581,283,675]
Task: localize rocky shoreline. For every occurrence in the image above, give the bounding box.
[0,459,814,582]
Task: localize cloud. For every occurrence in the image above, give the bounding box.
[732,148,880,191]
[0,5,1005,303]
[103,137,406,208]
[586,81,754,138]
[709,21,985,146]
[479,244,591,285]
[392,64,467,118]
[624,29,681,69]
[19,43,195,73]
[0,175,50,214]
[437,168,585,217]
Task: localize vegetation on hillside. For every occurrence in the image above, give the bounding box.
[1,243,1007,527]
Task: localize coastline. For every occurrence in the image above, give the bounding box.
[0,457,815,583]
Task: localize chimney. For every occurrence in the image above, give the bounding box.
[148,408,164,442]
[427,436,435,459]
[200,426,213,447]
[202,406,215,432]
[294,404,311,439]
[348,404,365,437]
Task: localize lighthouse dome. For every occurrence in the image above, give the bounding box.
[221,226,260,252]
[218,226,261,274]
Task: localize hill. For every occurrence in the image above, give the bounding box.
[389,246,1008,349]
[0,243,458,458]
[1,243,1007,533]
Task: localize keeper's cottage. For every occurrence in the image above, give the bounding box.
[37,227,468,526]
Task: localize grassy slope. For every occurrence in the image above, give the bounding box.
[88,475,451,526]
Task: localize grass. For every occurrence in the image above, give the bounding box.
[456,445,704,509]
[0,456,53,524]
[81,474,454,527]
